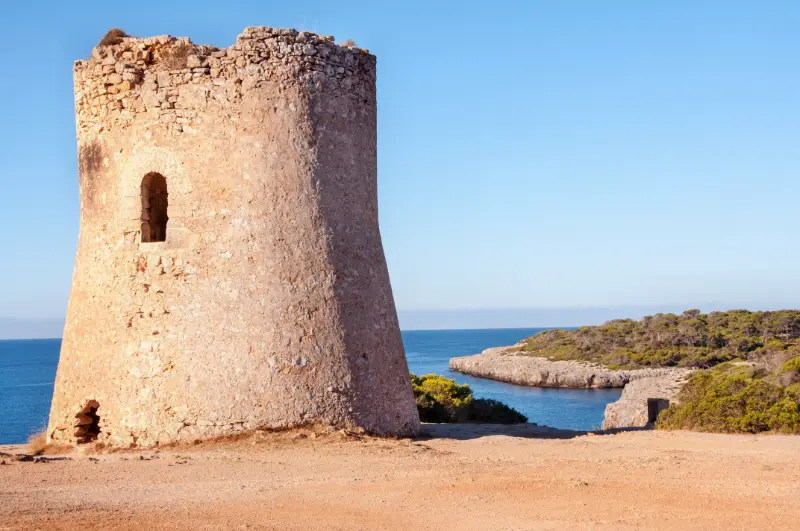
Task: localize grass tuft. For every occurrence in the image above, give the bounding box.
[98,28,129,47]
[26,430,48,456]
[160,42,191,70]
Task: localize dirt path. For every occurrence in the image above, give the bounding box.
[1,424,798,530]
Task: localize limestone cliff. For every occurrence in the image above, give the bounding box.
[449,346,690,389]
[601,374,692,430]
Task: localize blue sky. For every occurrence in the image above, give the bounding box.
[1,1,799,332]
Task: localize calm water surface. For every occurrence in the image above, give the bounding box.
[0,338,60,445]
[0,329,620,443]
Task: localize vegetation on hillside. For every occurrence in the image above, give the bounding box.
[519,309,800,370]
[518,310,800,434]
[656,364,800,433]
[411,374,527,424]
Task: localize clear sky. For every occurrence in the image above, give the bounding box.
[1,1,799,331]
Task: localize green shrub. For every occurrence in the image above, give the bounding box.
[778,356,800,386]
[410,374,527,424]
[788,383,800,400]
[462,398,528,424]
[657,372,800,434]
[780,356,800,376]
[411,374,472,422]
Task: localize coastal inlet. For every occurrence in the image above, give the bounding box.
[403,328,622,431]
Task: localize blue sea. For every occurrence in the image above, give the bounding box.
[0,338,61,445]
[0,329,621,444]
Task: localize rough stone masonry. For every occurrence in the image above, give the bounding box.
[47,27,421,447]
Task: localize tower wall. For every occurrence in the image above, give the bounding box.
[48,27,420,447]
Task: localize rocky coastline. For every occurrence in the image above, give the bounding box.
[449,345,693,429]
[449,346,691,389]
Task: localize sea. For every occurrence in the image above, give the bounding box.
[0,328,621,444]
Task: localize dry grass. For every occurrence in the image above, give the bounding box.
[24,430,72,456]
[82,423,374,455]
[342,38,357,48]
[98,28,129,47]
[160,42,192,70]
[173,423,368,447]
[26,431,48,456]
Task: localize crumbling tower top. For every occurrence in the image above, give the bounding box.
[74,26,376,138]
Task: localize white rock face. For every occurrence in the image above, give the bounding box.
[601,374,692,430]
[449,346,689,389]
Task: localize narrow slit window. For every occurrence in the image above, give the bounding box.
[141,173,168,243]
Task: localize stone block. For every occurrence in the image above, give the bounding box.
[156,71,171,87]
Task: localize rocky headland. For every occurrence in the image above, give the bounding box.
[450,310,800,433]
[449,345,693,429]
[449,346,691,389]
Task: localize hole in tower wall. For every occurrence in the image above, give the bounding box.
[141,172,168,243]
[74,400,101,443]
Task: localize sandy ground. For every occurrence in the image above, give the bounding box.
[1,424,799,530]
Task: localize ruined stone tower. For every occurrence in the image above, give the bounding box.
[47,27,420,447]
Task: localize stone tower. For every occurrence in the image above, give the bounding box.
[47,27,420,447]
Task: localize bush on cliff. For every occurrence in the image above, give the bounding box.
[779,356,800,385]
[656,370,800,434]
[410,374,527,424]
